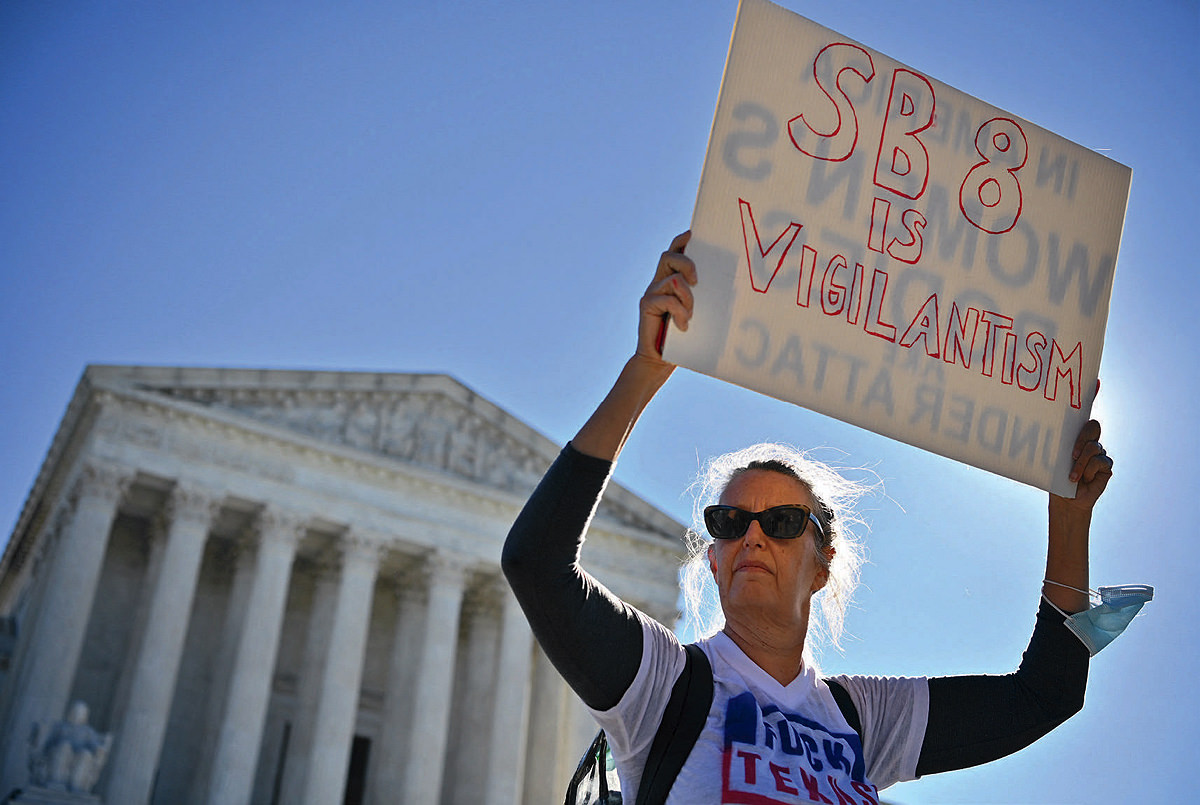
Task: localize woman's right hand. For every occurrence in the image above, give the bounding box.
[636,230,698,364]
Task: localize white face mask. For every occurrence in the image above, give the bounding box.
[1044,581,1154,657]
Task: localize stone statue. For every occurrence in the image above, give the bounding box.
[27,701,111,795]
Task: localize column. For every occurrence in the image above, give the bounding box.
[1,461,129,793]
[106,521,167,741]
[204,507,302,805]
[187,537,255,805]
[275,561,340,804]
[401,553,467,805]
[484,585,534,805]
[0,507,62,733]
[368,567,425,802]
[106,483,218,805]
[300,533,381,805]
[521,644,571,805]
[444,582,501,804]
[566,694,600,779]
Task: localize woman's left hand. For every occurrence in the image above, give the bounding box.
[1052,419,1113,513]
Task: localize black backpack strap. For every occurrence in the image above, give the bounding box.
[635,643,714,805]
[825,677,863,741]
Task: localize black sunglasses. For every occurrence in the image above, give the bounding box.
[704,504,825,541]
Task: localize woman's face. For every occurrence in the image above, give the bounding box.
[707,468,829,632]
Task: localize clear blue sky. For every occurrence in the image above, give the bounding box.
[2,2,1195,801]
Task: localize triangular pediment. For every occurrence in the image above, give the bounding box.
[82,366,681,537]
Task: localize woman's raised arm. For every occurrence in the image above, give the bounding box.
[916,419,1113,775]
[1043,419,1113,613]
[501,232,697,711]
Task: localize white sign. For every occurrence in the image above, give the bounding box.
[666,0,1131,495]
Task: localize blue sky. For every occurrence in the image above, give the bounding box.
[2,1,1196,801]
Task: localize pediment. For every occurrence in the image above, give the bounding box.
[84,366,681,537]
[193,384,552,496]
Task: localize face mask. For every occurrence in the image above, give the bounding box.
[1043,581,1154,657]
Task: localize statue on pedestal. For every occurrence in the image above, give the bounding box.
[26,701,111,796]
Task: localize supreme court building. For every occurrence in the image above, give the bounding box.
[0,365,685,804]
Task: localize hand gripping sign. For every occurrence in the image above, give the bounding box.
[664,0,1131,496]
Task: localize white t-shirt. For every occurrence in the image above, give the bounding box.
[591,614,929,804]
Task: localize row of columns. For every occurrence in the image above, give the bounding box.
[0,459,545,804]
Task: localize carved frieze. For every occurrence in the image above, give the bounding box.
[161,387,550,497]
[84,369,682,544]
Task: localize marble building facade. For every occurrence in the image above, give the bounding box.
[0,366,685,804]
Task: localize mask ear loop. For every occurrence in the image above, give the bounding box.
[1041,578,1098,618]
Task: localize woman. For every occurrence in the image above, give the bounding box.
[502,232,1112,802]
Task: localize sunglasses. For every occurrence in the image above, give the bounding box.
[704,504,825,541]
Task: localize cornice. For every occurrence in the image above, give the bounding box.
[90,371,682,538]
[93,384,532,519]
[1,366,687,598]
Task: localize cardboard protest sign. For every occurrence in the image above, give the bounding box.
[665,0,1131,495]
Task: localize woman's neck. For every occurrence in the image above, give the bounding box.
[721,615,809,686]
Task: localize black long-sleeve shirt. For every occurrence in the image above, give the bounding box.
[502,444,1089,778]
